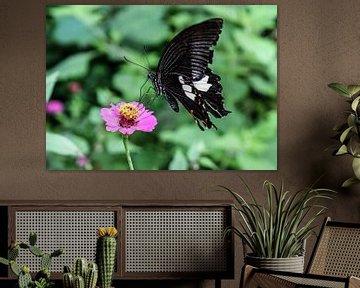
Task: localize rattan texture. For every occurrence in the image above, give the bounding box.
[15,211,115,272]
[248,272,296,288]
[309,226,360,277]
[277,275,345,288]
[125,210,227,273]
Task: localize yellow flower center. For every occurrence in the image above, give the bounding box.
[119,104,139,121]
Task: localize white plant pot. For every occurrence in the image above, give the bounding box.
[245,254,305,273]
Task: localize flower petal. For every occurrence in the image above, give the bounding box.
[118,126,136,135]
[136,114,158,132]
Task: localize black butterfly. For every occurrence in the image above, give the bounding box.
[148,18,231,130]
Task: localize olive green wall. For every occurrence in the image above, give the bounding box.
[0,0,359,287]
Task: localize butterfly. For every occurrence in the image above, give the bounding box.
[147,18,231,130]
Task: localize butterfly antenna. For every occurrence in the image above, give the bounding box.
[123,56,149,71]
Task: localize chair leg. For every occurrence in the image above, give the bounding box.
[215,278,221,288]
[240,265,255,288]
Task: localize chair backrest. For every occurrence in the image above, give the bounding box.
[307,217,360,277]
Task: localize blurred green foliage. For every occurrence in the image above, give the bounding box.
[46,5,277,170]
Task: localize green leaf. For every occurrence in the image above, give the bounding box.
[48,51,96,81]
[336,145,348,155]
[347,114,356,127]
[342,177,360,188]
[46,131,84,157]
[96,88,120,106]
[233,30,276,66]
[340,126,352,143]
[238,5,277,32]
[352,157,360,179]
[45,71,59,103]
[348,85,360,96]
[53,16,100,46]
[328,83,351,97]
[110,6,169,45]
[187,141,205,163]
[351,96,360,111]
[248,74,277,98]
[199,157,218,170]
[169,150,188,170]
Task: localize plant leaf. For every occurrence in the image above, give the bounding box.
[348,85,360,96]
[340,126,353,143]
[351,96,360,111]
[48,51,96,80]
[342,177,360,188]
[336,145,348,155]
[46,71,59,103]
[328,83,351,97]
[46,131,84,157]
[168,149,188,170]
[352,157,360,179]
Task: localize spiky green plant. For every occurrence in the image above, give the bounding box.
[63,260,98,288]
[96,227,118,288]
[222,179,335,258]
[0,232,63,288]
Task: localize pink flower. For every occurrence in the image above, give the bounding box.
[76,155,90,168]
[68,81,82,93]
[46,100,64,114]
[100,101,157,135]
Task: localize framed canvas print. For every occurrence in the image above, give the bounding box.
[46,5,277,170]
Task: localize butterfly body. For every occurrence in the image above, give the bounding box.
[149,18,230,130]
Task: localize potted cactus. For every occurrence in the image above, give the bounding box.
[0,232,64,288]
[96,227,118,288]
[62,258,98,288]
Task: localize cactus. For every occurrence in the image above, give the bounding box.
[0,232,64,288]
[41,253,52,270]
[18,269,32,288]
[63,272,74,288]
[74,275,85,288]
[96,227,118,288]
[63,260,98,288]
[64,265,72,273]
[0,257,9,266]
[10,260,20,276]
[35,268,50,282]
[29,232,37,246]
[9,246,19,260]
[74,258,88,279]
[85,263,98,288]
[51,248,64,257]
[29,245,44,257]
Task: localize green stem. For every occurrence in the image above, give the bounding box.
[122,135,134,170]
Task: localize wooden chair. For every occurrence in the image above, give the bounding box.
[241,217,360,288]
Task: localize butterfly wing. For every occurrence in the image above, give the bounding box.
[156,18,231,129]
[158,18,223,80]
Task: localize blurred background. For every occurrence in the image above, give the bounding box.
[46,5,277,170]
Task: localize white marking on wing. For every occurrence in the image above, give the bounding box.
[184,91,196,100]
[179,76,196,100]
[178,76,185,84]
[182,85,192,92]
[193,75,212,92]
